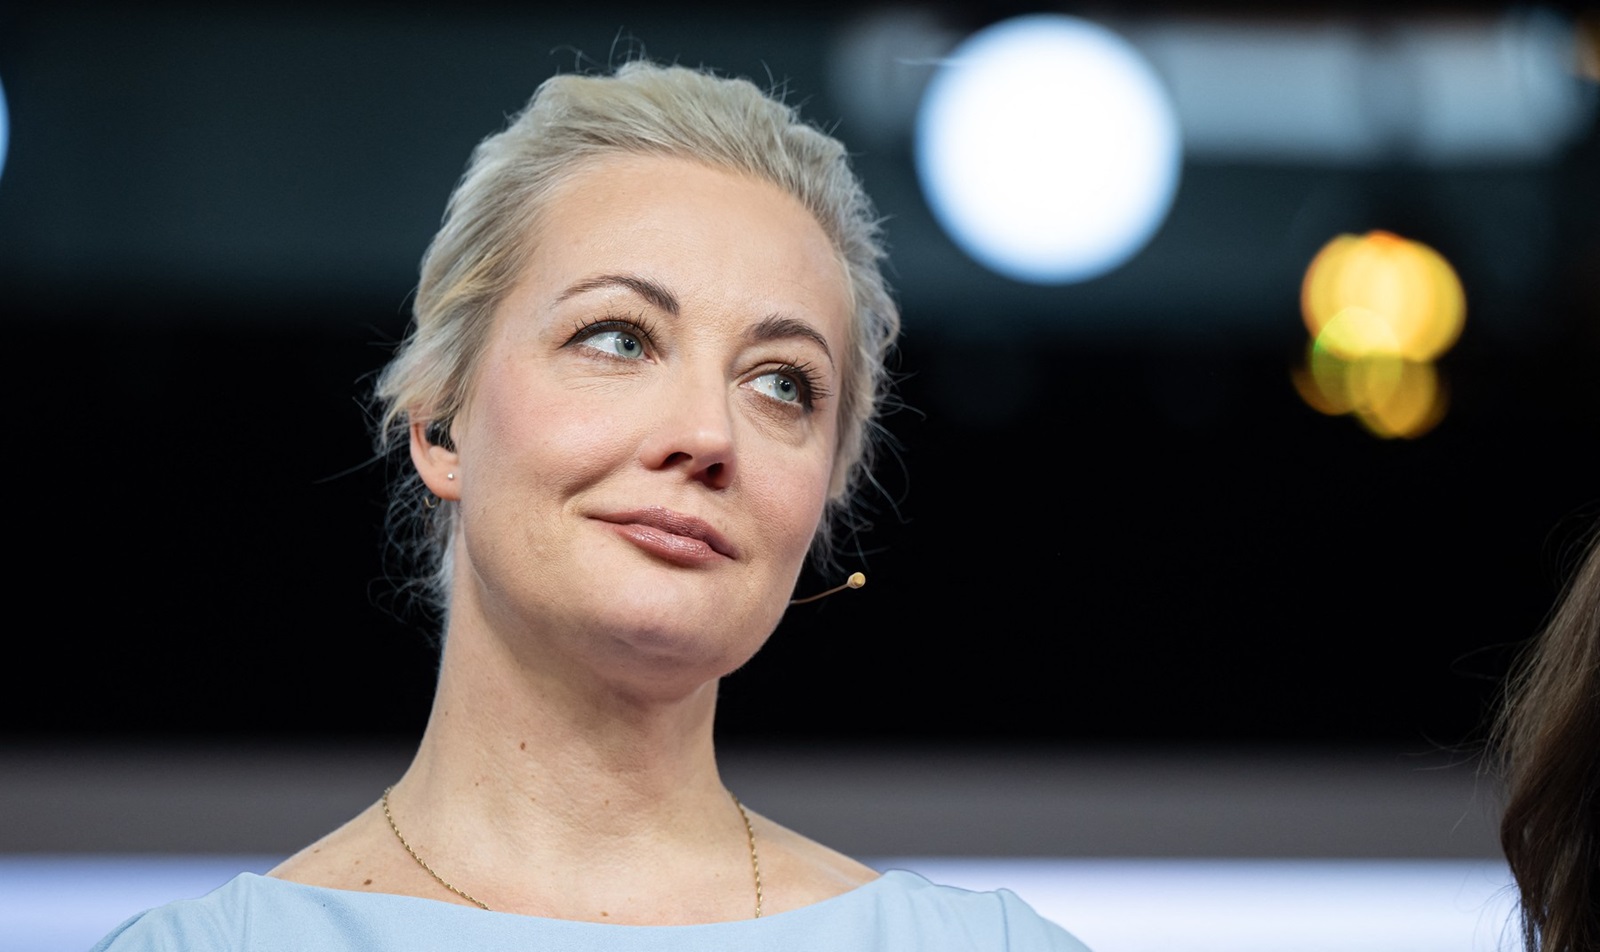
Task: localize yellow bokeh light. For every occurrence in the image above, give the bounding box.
[1291,363,1346,416]
[1356,360,1447,439]
[1294,346,1354,415]
[1301,230,1466,362]
[1305,316,1395,412]
[1315,306,1400,360]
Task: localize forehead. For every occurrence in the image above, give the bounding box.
[515,153,852,340]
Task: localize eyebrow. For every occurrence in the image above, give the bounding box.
[747,315,834,368]
[556,272,833,366]
[556,273,680,315]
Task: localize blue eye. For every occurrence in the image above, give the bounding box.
[750,371,803,404]
[583,328,646,360]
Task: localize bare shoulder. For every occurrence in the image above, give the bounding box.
[746,808,882,912]
[267,802,411,894]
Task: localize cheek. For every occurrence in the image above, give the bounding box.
[750,450,835,559]
[476,376,637,490]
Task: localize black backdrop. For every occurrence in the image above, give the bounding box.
[18,302,1598,751]
[7,0,1600,753]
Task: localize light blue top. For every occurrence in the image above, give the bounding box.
[89,867,1092,951]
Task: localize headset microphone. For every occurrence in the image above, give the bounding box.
[789,571,866,605]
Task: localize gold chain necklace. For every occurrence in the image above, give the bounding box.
[380,786,763,918]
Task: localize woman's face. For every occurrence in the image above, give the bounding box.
[421,153,852,695]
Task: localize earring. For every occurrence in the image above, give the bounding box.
[446,472,456,480]
[423,494,438,510]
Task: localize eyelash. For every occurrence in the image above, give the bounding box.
[564,313,830,412]
[763,360,829,413]
[566,313,660,355]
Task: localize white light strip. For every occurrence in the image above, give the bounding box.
[833,7,1596,166]
[1127,8,1594,165]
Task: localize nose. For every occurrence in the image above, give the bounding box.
[639,371,737,490]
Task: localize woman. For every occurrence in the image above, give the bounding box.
[91,59,1093,950]
[1495,520,1600,952]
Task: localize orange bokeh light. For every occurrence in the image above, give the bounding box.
[1301,230,1466,362]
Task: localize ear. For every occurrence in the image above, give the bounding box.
[410,420,462,502]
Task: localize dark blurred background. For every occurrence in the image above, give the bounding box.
[5,0,1598,757]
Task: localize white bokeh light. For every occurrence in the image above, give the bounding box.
[915,14,1182,285]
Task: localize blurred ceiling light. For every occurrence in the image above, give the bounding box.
[1130,7,1594,165]
[1360,360,1447,439]
[1302,231,1466,362]
[1292,231,1463,439]
[828,7,959,148]
[1298,333,1401,414]
[836,6,1595,166]
[1293,343,1448,439]
[1107,7,1593,166]
[913,14,1182,285]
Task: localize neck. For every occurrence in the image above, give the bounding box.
[375,590,773,921]
[397,613,733,842]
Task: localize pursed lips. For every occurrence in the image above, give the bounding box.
[595,506,739,560]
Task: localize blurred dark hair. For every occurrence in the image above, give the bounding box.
[1494,519,1600,952]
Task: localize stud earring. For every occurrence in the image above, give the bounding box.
[446,472,456,480]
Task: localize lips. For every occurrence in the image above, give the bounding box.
[595,506,739,563]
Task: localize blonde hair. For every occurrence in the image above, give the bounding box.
[371,59,900,614]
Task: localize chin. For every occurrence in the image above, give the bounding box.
[590,596,778,684]
[590,634,766,706]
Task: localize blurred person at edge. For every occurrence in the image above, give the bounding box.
[1496,518,1600,952]
[90,57,1094,952]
